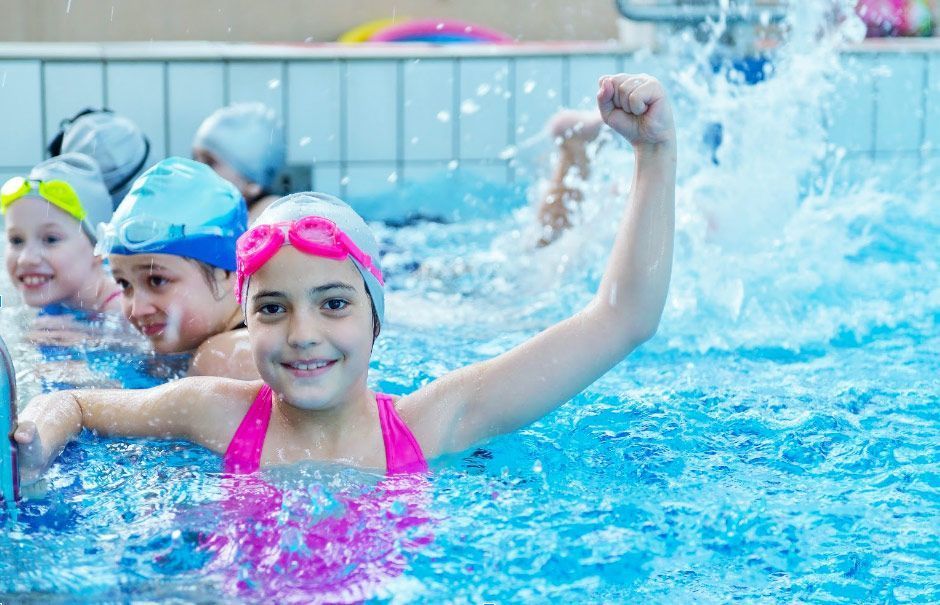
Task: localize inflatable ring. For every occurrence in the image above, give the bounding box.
[339,18,401,44]
[369,19,512,43]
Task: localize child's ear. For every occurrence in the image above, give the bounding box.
[244,181,264,202]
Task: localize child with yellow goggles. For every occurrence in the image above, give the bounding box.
[2,153,120,313]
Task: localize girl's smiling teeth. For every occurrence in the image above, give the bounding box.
[283,359,336,372]
[19,273,53,287]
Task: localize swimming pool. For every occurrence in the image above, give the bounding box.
[2,18,939,605]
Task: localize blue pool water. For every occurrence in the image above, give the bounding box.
[1,14,939,605]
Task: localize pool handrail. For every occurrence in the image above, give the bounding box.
[616,0,790,24]
[0,334,19,515]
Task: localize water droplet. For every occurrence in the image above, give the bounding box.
[476,83,491,96]
[436,110,451,123]
[436,22,445,31]
[447,160,459,171]
[340,176,350,186]
[387,171,398,184]
[523,80,536,94]
[460,99,480,115]
[299,136,311,147]
[268,79,281,90]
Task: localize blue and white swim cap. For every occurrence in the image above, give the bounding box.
[192,103,286,191]
[97,157,247,271]
[58,111,150,209]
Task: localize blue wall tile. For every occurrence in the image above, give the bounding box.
[403,59,455,162]
[166,62,225,157]
[874,54,925,152]
[287,61,341,164]
[459,59,511,160]
[312,163,343,198]
[513,57,565,144]
[457,160,510,186]
[227,62,285,116]
[43,62,104,145]
[0,61,42,166]
[345,61,399,163]
[344,162,400,199]
[567,55,619,108]
[403,162,451,186]
[925,55,940,152]
[105,62,166,161]
[826,54,875,152]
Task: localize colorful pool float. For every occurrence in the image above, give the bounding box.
[338,18,401,44]
[343,18,512,44]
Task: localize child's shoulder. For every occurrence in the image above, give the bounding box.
[175,375,262,401]
[168,377,264,452]
[190,329,258,380]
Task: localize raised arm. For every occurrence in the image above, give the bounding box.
[537,109,605,246]
[14,377,255,484]
[404,74,676,456]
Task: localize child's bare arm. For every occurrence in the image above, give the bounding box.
[537,109,605,245]
[405,74,676,456]
[14,377,255,483]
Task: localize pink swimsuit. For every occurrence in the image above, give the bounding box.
[205,385,433,600]
[222,384,428,475]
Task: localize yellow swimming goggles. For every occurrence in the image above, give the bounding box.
[0,176,87,222]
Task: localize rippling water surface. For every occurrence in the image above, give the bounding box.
[1,5,938,603]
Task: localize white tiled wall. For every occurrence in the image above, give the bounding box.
[106,62,166,161]
[166,62,225,156]
[927,55,940,151]
[0,48,936,215]
[0,60,42,167]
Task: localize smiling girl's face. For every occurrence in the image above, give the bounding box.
[246,246,375,411]
[109,253,237,353]
[4,197,101,309]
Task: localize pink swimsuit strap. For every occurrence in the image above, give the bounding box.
[223,384,274,474]
[375,393,429,474]
[222,385,428,475]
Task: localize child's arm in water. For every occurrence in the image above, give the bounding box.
[13,377,255,483]
[536,109,605,246]
[402,73,676,456]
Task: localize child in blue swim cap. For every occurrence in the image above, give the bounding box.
[2,153,121,314]
[192,103,286,221]
[95,157,255,379]
[18,74,676,481]
[49,108,151,209]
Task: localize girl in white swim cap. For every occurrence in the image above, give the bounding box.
[17,74,677,481]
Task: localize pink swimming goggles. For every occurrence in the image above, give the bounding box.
[235,216,384,305]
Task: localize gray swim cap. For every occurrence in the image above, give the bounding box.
[27,153,114,243]
[59,112,150,208]
[192,103,286,191]
[246,192,384,326]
